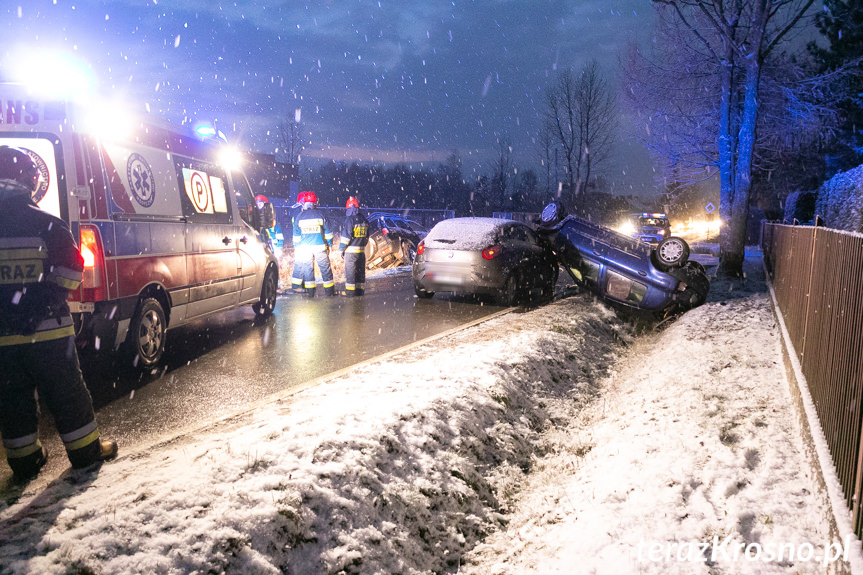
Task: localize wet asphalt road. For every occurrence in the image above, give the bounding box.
[2,270,507,487]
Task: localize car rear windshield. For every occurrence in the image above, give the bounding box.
[424,218,501,250]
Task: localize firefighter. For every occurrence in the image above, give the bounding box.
[0,146,117,481]
[254,194,284,251]
[288,191,308,293]
[339,196,370,296]
[291,191,335,297]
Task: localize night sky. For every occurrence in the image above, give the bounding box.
[1,1,655,193]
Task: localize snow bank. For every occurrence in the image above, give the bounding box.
[0,292,630,574]
[814,164,863,231]
[459,259,853,575]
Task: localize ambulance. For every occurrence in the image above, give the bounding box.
[0,84,280,368]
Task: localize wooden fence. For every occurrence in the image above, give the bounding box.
[762,223,863,535]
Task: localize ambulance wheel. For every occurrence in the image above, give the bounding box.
[254,267,278,317]
[128,298,166,369]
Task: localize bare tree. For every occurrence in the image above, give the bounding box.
[639,0,818,276]
[545,59,617,211]
[277,110,303,166]
[535,121,556,197]
[491,136,514,208]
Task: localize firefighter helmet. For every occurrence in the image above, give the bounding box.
[346,196,360,209]
[303,191,318,205]
[0,146,39,194]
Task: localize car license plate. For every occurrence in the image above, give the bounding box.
[433,274,464,285]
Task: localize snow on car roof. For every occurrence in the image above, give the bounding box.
[423,217,510,250]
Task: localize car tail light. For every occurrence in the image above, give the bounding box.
[79,225,107,301]
[417,241,425,255]
[482,245,501,260]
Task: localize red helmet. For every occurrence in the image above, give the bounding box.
[0,146,39,194]
[255,194,268,204]
[346,196,359,209]
[302,191,318,204]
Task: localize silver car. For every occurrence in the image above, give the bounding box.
[412,217,558,305]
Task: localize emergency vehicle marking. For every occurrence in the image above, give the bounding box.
[126,153,155,208]
[299,218,324,234]
[186,169,212,213]
[22,148,51,205]
[0,239,48,284]
[0,262,43,283]
[1,100,39,125]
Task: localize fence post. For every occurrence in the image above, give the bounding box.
[800,225,818,361]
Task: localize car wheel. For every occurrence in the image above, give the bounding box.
[654,236,690,270]
[539,202,566,227]
[415,285,434,299]
[682,263,710,307]
[668,262,710,309]
[127,297,166,368]
[253,267,278,318]
[498,274,520,307]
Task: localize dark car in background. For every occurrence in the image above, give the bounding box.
[536,202,708,316]
[412,217,558,306]
[627,212,672,244]
[365,212,428,270]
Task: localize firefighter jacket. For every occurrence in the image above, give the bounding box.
[0,193,83,346]
[292,206,334,253]
[339,207,370,255]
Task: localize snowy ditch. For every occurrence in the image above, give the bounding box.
[0,295,631,575]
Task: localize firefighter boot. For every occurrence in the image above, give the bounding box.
[68,437,118,470]
[99,439,119,461]
[8,445,48,482]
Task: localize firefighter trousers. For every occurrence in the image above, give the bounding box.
[344,252,366,296]
[0,335,103,470]
[294,249,335,296]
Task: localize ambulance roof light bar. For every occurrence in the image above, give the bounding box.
[195,123,228,143]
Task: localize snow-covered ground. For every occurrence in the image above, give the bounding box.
[0,252,859,574]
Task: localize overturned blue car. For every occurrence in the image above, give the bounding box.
[536,202,709,316]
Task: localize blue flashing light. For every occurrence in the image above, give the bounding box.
[196,125,217,138]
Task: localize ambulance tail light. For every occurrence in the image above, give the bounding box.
[79,225,107,301]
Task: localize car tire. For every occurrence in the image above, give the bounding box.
[127,297,167,369]
[667,261,710,309]
[253,266,278,318]
[415,285,434,299]
[654,236,690,270]
[498,274,520,307]
[682,263,710,307]
[539,202,566,227]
